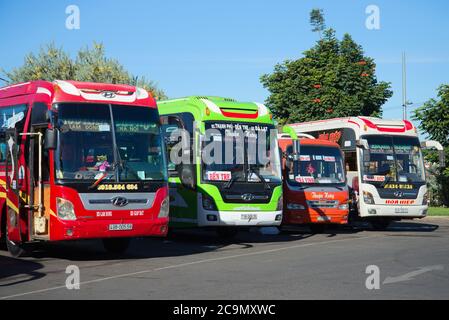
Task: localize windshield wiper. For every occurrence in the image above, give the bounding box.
[88,172,110,190]
[223,171,240,189]
[248,165,271,190]
[380,175,392,188]
[111,140,139,181]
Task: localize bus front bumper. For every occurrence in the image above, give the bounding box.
[50,216,169,241]
[283,209,349,225]
[361,204,428,219]
[198,210,283,227]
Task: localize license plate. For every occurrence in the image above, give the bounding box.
[395,208,409,214]
[241,214,258,220]
[108,223,133,231]
[317,216,331,222]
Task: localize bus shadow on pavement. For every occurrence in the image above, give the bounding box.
[22,227,321,261]
[2,221,404,262]
[168,227,318,247]
[384,221,440,232]
[281,224,364,236]
[19,235,240,262]
[0,255,46,287]
[350,220,440,232]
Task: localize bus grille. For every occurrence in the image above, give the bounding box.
[307,200,339,208]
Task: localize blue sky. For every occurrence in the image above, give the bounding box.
[1,0,448,131]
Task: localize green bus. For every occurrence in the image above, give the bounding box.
[158,96,283,236]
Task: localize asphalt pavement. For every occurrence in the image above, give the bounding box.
[1,217,448,300]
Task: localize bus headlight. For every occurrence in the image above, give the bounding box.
[158,196,170,218]
[56,198,76,221]
[202,194,217,211]
[363,192,375,205]
[276,196,283,211]
[339,203,349,210]
[287,203,305,210]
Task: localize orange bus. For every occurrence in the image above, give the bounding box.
[279,128,349,232]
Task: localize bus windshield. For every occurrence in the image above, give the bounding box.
[286,145,345,185]
[55,103,167,182]
[201,122,282,184]
[361,135,425,184]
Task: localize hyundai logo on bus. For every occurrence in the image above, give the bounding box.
[102,91,116,98]
[394,191,404,198]
[111,196,129,207]
[241,193,255,202]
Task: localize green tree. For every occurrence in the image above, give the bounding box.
[1,42,166,99]
[310,8,326,38]
[413,84,449,206]
[261,12,392,125]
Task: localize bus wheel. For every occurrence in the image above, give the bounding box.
[6,232,26,258]
[370,219,391,231]
[216,227,239,239]
[166,227,176,239]
[309,224,326,234]
[102,238,130,254]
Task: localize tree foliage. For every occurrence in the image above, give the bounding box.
[1,43,166,99]
[413,85,449,147]
[310,8,326,37]
[261,11,392,125]
[413,85,449,206]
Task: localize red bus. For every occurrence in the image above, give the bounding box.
[279,128,349,233]
[0,80,169,257]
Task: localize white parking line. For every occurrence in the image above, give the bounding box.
[0,235,377,300]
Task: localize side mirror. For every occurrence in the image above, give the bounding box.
[356,139,369,150]
[281,126,298,140]
[44,128,57,150]
[45,110,53,122]
[178,165,196,190]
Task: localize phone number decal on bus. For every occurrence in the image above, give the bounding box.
[383,184,414,190]
[97,184,139,191]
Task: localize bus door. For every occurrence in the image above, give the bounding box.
[24,124,51,240]
[161,114,197,225]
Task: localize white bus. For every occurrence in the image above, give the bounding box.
[288,117,442,230]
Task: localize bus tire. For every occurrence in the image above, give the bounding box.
[370,219,391,231]
[6,231,26,258]
[102,238,130,254]
[216,227,239,239]
[309,224,326,234]
[166,227,176,239]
